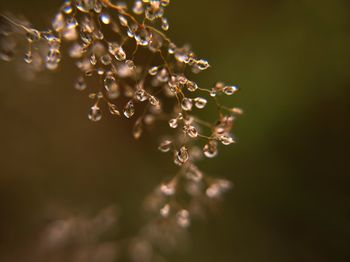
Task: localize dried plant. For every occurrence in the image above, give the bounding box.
[0,0,242,261]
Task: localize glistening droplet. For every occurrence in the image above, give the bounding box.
[88,105,102,122]
[181,98,193,111]
[100,13,111,24]
[46,49,61,70]
[219,135,235,145]
[184,125,198,138]
[148,66,158,76]
[196,59,210,70]
[169,118,178,128]
[158,140,172,152]
[123,100,135,118]
[203,140,218,158]
[75,76,87,91]
[194,97,207,109]
[224,85,238,95]
[177,146,189,164]
[161,18,169,31]
[24,51,32,64]
[108,103,121,116]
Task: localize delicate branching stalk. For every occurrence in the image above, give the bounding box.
[0,0,242,260]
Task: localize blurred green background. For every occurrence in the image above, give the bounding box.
[0,0,349,261]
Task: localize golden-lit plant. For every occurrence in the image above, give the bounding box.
[0,0,242,260]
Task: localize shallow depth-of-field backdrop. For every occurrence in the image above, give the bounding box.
[0,0,349,261]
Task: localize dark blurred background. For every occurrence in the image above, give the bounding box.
[0,0,349,261]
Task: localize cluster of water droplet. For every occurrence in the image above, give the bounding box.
[0,0,242,258]
[144,163,233,231]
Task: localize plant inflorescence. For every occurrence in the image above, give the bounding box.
[0,0,242,260]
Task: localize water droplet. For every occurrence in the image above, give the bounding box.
[100,54,112,65]
[94,1,102,13]
[47,36,61,50]
[168,43,176,54]
[219,135,235,145]
[127,28,134,38]
[135,88,148,102]
[133,0,144,14]
[196,59,210,70]
[224,85,238,95]
[46,49,61,70]
[66,17,78,29]
[161,17,169,31]
[76,0,91,13]
[81,17,95,33]
[75,76,87,91]
[145,8,157,21]
[93,30,104,40]
[80,31,93,44]
[88,105,102,122]
[62,1,72,14]
[175,50,190,64]
[115,47,126,61]
[185,80,198,92]
[194,97,207,109]
[108,103,121,116]
[108,43,126,61]
[24,51,32,64]
[161,0,170,7]
[177,76,187,85]
[26,29,41,43]
[158,140,172,152]
[148,95,160,106]
[100,13,111,24]
[148,66,158,76]
[104,74,116,91]
[183,125,198,138]
[157,68,169,82]
[181,98,193,111]
[124,100,135,118]
[177,146,189,164]
[90,53,97,65]
[104,75,120,99]
[52,13,65,32]
[125,60,136,70]
[118,15,128,27]
[203,140,218,158]
[168,118,178,128]
[97,68,105,75]
[135,28,151,46]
